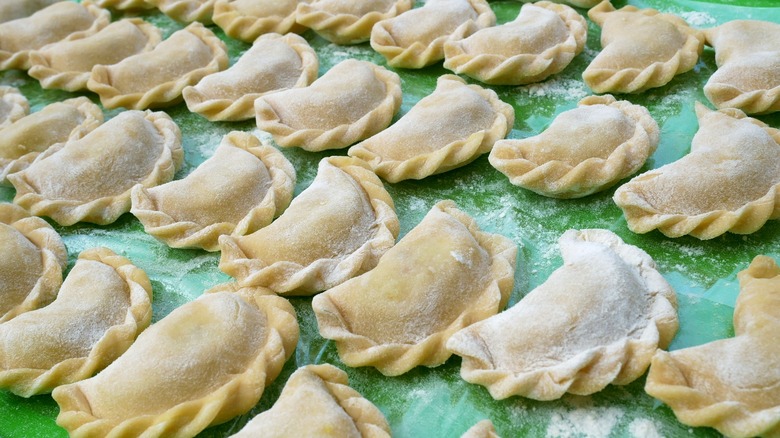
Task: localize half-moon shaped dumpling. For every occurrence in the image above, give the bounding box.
[582,1,704,94]
[213,0,305,43]
[313,200,517,376]
[613,103,780,239]
[447,229,678,401]
[0,96,103,184]
[147,0,215,23]
[0,86,28,129]
[0,1,110,71]
[8,110,183,226]
[645,255,780,438]
[443,1,586,85]
[462,420,500,438]
[0,203,67,323]
[489,94,659,199]
[370,0,495,69]
[87,22,228,110]
[704,20,780,115]
[53,285,299,438]
[230,364,391,438]
[27,18,162,92]
[131,131,296,252]
[255,58,401,152]
[0,247,152,397]
[183,32,318,122]
[349,74,514,183]
[295,0,413,45]
[0,0,60,23]
[219,156,399,295]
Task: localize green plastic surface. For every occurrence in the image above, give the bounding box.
[1,0,779,437]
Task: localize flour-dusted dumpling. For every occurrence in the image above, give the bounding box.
[462,420,500,438]
[443,1,586,85]
[489,95,659,199]
[213,0,306,43]
[53,285,299,438]
[220,156,399,295]
[0,86,28,129]
[704,20,780,115]
[131,131,296,252]
[614,103,780,239]
[583,1,704,94]
[28,19,162,92]
[255,58,401,152]
[313,200,517,376]
[148,0,215,23]
[349,75,514,183]
[230,364,391,438]
[0,203,67,324]
[296,0,412,45]
[447,229,678,401]
[0,0,60,23]
[184,33,318,122]
[646,255,780,438]
[0,96,103,184]
[87,22,228,110]
[8,110,182,226]
[0,1,110,71]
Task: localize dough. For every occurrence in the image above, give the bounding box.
[213,0,306,43]
[296,0,413,45]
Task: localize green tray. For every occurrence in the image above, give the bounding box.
[1,1,779,436]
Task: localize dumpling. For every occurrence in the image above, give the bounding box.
[613,103,780,239]
[27,18,162,92]
[92,0,155,10]
[462,420,500,438]
[313,200,517,376]
[0,96,103,184]
[443,1,587,85]
[87,22,228,110]
[446,229,678,401]
[183,32,318,122]
[0,203,67,323]
[0,85,28,129]
[53,284,299,438]
[219,156,399,295]
[255,58,401,152]
[348,74,514,183]
[295,0,413,45]
[0,1,110,71]
[0,0,60,23]
[370,0,495,69]
[645,255,780,438]
[131,131,296,251]
[230,364,391,437]
[147,0,215,23]
[8,110,183,226]
[0,247,152,398]
[583,1,704,94]
[489,94,659,199]
[704,20,780,115]
[213,0,306,43]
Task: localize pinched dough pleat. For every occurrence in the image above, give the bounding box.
[131,131,296,252]
[583,1,704,94]
[704,20,780,115]
[256,59,401,152]
[443,1,586,85]
[28,19,162,92]
[0,203,67,324]
[8,110,183,226]
[447,229,678,401]
[349,75,514,183]
[0,247,152,398]
[0,86,28,129]
[0,0,60,23]
[462,420,500,438]
[53,285,299,438]
[92,0,154,10]
[213,0,306,43]
[219,156,399,295]
[614,103,780,239]
[230,364,391,438]
[646,255,780,438]
[148,0,215,23]
[0,1,110,71]
[296,0,413,45]
[489,95,659,199]
[0,96,103,184]
[87,22,228,110]
[184,33,318,122]
[370,0,495,69]
[313,200,517,376]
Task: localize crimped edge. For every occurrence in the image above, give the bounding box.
[296,0,413,45]
[0,86,29,129]
[146,0,216,24]
[212,0,306,43]
[703,54,780,115]
[93,0,155,10]
[462,419,500,438]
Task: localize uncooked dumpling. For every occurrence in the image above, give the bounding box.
[0,86,28,129]
[219,156,399,295]
[92,0,154,10]
[213,0,306,43]
[462,420,500,438]
[0,0,60,23]
[147,0,215,23]
[313,200,517,376]
[296,0,413,45]
[447,229,678,401]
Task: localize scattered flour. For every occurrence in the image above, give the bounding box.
[519,78,589,100]
[546,407,624,438]
[628,418,664,438]
[679,11,717,28]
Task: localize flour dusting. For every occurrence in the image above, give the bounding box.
[546,407,623,438]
